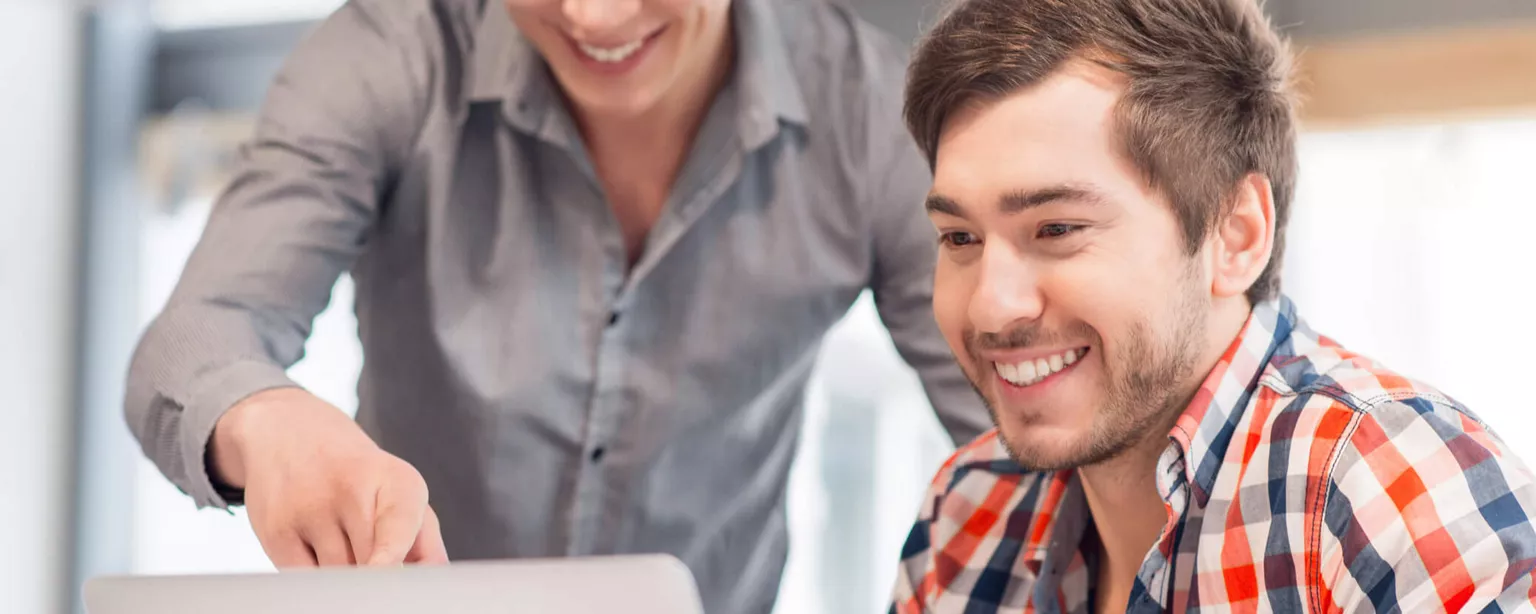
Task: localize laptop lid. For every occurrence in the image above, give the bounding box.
[83,554,704,614]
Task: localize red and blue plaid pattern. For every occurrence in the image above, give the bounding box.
[891,298,1536,612]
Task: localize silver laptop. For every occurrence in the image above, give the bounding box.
[83,554,704,614]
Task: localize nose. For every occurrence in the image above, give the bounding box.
[562,0,642,36]
[968,244,1045,335]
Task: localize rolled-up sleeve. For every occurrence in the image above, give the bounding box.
[123,0,427,508]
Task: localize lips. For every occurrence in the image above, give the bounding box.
[566,26,666,73]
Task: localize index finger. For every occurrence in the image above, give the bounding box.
[405,505,449,565]
[364,478,429,566]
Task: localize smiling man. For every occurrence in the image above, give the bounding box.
[889,0,1536,612]
[123,0,990,612]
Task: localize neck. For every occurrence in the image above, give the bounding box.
[1079,426,1173,611]
[1081,295,1254,611]
[574,27,734,191]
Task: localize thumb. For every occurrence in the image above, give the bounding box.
[365,475,429,566]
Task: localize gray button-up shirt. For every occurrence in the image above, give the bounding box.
[125,0,988,611]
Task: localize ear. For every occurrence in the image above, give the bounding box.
[1209,173,1276,300]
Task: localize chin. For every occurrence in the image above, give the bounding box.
[569,84,666,118]
[995,424,1099,471]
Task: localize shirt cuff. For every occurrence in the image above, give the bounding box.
[178,360,297,509]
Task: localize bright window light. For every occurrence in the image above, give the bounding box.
[152,0,345,30]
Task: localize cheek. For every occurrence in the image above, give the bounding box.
[1035,241,1190,362]
[655,0,717,27]
[1035,252,1122,321]
[932,263,975,358]
[1034,250,1150,367]
[1040,234,1180,309]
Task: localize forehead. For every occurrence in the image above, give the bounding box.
[931,62,1140,208]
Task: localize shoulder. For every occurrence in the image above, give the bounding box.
[770,1,914,157]
[1261,338,1536,610]
[1260,339,1531,499]
[1312,346,1535,541]
[339,0,479,33]
[774,0,911,94]
[894,429,1068,606]
[262,0,475,140]
[914,429,1061,545]
[284,0,478,86]
[1249,329,1508,471]
[303,0,475,47]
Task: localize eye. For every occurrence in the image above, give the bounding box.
[1037,223,1084,239]
[939,231,980,248]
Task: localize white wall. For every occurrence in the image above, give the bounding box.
[0,3,81,614]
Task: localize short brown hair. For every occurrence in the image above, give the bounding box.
[905,0,1298,303]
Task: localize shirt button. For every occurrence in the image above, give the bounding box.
[590,447,606,463]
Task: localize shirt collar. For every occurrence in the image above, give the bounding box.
[468,0,808,143]
[1019,470,1090,574]
[1165,297,1299,507]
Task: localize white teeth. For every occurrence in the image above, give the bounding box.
[578,39,645,63]
[1018,361,1038,382]
[994,348,1086,388]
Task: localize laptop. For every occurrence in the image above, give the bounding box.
[83,554,705,614]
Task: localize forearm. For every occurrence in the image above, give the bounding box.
[124,302,300,508]
[122,0,422,509]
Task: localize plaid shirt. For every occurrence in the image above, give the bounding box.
[890,298,1536,613]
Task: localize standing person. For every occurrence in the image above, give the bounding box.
[889,0,1536,611]
[124,0,989,612]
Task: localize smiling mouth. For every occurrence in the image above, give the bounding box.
[571,28,664,64]
[994,347,1088,388]
[577,39,644,63]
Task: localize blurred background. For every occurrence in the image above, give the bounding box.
[3,0,1534,612]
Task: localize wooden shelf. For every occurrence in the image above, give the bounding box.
[1295,22,1536,129]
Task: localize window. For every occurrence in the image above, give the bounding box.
[153,0,345,30]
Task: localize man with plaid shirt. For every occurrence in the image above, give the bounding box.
[889,0,1536,612]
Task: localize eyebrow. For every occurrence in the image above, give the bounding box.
[924,194,965,217]
[1000,184,1107,213]
[925,183,1108,218]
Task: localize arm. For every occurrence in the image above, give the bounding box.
[1316,400,1536,612]
[123,0,428,510]
[865,116,992,447]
